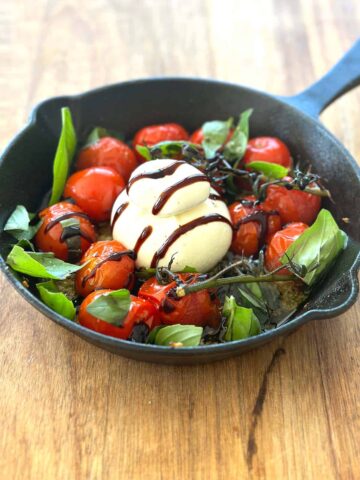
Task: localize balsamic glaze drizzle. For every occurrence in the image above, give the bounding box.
[133,226,153,255]
[81,250,136,287]
[45,212,91,233]
[152,175,210,215]
[127,161,185,193]
[111,202,129,227]
[235,210,279,249]
[150,214,232,268]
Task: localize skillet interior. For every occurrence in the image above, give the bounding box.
[0,78,359,364]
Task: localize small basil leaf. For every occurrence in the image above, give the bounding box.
[4,205,41,241]
[84,127,124,147]
[149,140,199,159]
[49,107,77,206]
[280,209,347,286]
[223,109,253,163]
[86,289,131,326]
[202,118,233,159]
[59,217,82,262]
[15,239,36,251]
[150,324,203,347]
[6,246,84,279]
[36,280,76,320]
[246,161,288,179]
[135,145,151,161]
[223,296,260,341]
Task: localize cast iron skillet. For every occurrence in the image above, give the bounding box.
[1,42,360,364]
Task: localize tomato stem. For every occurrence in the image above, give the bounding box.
[175,273,296,298]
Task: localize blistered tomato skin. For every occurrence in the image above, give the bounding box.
[78,290,160,340]
[262,177,321,225]
[138,273,221,328]
[75,240,135,297]
[34,201,96,261]
[76,137,138,182]
[243,137,292,169]
[229,197,281,257]
[133,123,189,161]
[265,222,308,274]
[64,166,125,222]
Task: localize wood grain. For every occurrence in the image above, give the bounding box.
[0,1,359,479]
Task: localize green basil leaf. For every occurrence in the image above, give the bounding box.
[149,324,203,347]
[84,127,124,147]
[36,280,76,320]
[223,109,253,163]
[136,141,200,161]
[15,239,36,251]
[6,245,84,279]
[223,296,260,341]
[280,209,347,286]
[86,289,131,326]
[135,145,151,160]
[146,326,163,344]
[246,161,288,179]
[202,118,233,159]
[49,107,77,206]
[59,218,79,230]
[4,205,41,240]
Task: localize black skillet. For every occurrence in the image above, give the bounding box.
[1,41,359,364]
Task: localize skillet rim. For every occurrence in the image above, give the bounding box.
[0,76,359,358]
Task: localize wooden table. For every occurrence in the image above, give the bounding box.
[1,1,359,478]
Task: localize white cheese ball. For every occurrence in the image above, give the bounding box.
[111,160,232,272]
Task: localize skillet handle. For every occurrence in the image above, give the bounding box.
[284,39,360,118]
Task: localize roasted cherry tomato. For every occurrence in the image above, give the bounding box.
[133,123,189,161]
[76,137,138,182]
[265,222,308,274]
[34,201,96,261]
[243,137,292,169]
[229,196,281,257]
[138,273,221,328]
[64,166,125,222]
[189,128,234,145]
[78,290,160,340]
[75,240,135,297]
[262,176,321,225]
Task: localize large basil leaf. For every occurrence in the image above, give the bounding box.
[223,296,260,341]
[202,118,233,159]
[281,209,348,286]
[36,280,76,320]
[49,107,77,206]
[223,109,252,163]
[246,160,288,179]
[148,324,203,347]
[86,289,131,326]
[3,205,41,241]
[6,246,84,279]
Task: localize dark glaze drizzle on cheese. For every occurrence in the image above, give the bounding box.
[152,175,210,215]
[127,160,185,193]
[209,193,222,201]
[133,226,153,255]
[111,202,129,227]
[150,214,233,268]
